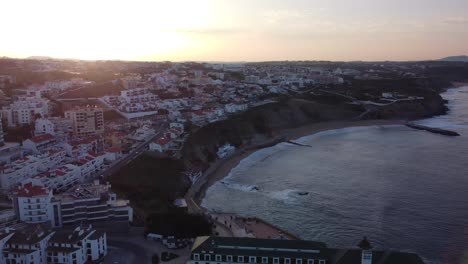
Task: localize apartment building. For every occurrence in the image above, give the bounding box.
[65,107,104,138]
[12,180,54,224]
[22,134,58,153]
[0,156,41,190]
[12,180,133,228]
[3,225,54,264]
[0,224,107,264]
[1,97,50,127]
[47,225,107,264]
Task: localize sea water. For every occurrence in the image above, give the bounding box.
[202,86,468,264]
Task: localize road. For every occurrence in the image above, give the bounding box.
[105,240,149,264]
[100,132,162,178]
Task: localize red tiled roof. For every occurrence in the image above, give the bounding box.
[29,134,55,144]
[156,137,171,145]
[106,147,121,153]
[13,182,49,197]
[55,170,66,176]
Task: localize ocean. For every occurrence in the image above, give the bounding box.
[202,86,468,264]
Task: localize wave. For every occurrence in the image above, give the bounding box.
[217,181,308,204]
[294,125,404,144]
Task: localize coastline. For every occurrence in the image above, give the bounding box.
[186,119,404,211]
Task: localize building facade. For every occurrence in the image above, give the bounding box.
[12,180,133,228]
[65,107,104,138]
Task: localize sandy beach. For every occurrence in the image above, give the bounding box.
[186,119,404,211]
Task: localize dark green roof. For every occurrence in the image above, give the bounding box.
[191,237,425,264]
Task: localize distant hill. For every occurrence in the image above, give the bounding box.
[439,55,468,62]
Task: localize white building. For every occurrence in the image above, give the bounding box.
[35,118,55,135]
[34,164,81,193]
[217,144,236,158]
[47,225,107,264]
[225,103,248,113]
[12,179,54,224]
[1,97,49,127]
[149,137,172,153]
[0,224,107,264]
[128,125,156,141]
[0,156,41,190]
[70,152,105,180]
[22,134,57,153]
[3,225,55,264]
[35,117,73,140]
[65,107,104,138]
[0,232,14,264]
[12,180,133,228]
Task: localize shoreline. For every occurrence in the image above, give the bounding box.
[186,119,404,210]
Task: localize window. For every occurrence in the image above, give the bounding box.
[227,255,233,262]
[194,254,200,261]
[296,259,302,264]
[318,260,325,264]
[262,257,268,264]
[285,258,291,264]
[205,254,211,261]
[307,260,314,264]
[249,256,257,263]
[238,256,244,262]
[273,258,279,264]
[216,255,222,261]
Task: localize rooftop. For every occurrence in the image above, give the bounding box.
[13,181,50,197]
[28,133,55,144]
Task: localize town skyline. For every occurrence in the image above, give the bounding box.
[2,0,468,62]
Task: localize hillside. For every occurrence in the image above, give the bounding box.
[439,55,468,62]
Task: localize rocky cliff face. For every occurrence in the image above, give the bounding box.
[182,87,447,166]
[366,93,447,120]
[182,98,363,165]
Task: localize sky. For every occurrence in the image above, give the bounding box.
[1,0,468,62]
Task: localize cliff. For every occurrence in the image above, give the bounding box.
[182,86,446,166]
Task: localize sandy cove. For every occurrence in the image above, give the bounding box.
[185,119,404,212]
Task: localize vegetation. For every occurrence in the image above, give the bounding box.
[3,124,34,142]
[109,154,212,238]
[59,82,123,98]
[146,212,212,238]
[110,154,189,213]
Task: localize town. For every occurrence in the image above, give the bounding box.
[0,57,466,264]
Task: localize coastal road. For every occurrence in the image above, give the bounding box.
[100,132,162,178]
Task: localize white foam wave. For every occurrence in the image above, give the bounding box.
[294,125,403,144]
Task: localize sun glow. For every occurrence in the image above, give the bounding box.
[1,0,214,60]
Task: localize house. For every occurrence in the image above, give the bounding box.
[104,147,123,161]
[22,134,57,153]
[225,103,248,113]
[217,144,236,158]
[149,137,172,153]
